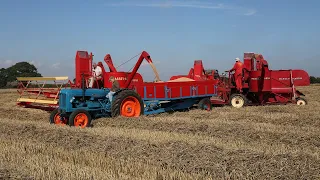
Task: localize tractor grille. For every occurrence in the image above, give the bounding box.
[59,93,66,108]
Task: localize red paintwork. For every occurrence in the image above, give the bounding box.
[173,52,310,106]
[124,51,153,88]
[220,53,310,105]
[17,50,217,110]
[104,54,117,72]
[75,51,93,88]
[101,51,217,98]
[17,50,310,109]
[133,80,217,99]
[170,60,216,81]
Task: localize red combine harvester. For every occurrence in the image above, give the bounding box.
[171,52,310,108]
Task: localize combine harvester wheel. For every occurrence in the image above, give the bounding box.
[229,94,248,108]
[296,97,307,105]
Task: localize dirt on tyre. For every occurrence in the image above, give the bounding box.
[229,94,247,108]
[296,97,307,105]
[198,98,212,111]
[68,109,92,128]
[111,90,144,117]
[50,108,68,126]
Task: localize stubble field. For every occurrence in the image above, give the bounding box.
[0,85,320,179]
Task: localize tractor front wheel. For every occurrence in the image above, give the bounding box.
[68,109,92,128]
[296,97,307,105]
[50,108,68,126]
[198,98,212,111]
[111,90,144,117]
[230,94,247,108]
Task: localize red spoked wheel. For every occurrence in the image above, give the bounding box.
[120,96,142,117]
[50,108,68,125]
[111,90,144,118]
[68,109,92,128]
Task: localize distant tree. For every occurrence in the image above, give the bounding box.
[0,62,42,88]
[0,68,8,88]
[310,76,320,84]
[310,76,317,84]
[5,62,42,82]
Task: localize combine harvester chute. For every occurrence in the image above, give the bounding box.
[16,76,71,111]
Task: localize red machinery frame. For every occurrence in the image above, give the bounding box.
[212,53,310,107]
[169,52,310,107]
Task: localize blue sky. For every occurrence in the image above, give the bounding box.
[1,0,319,81]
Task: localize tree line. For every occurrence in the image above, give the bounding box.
[310,76,320,84]
[0,62,42,88]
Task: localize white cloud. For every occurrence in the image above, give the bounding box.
[0,60,15,68]
[29,60,42,68]
[52,62,61,69]
[108,1,255,15]
[109,1,227,9]
[244,9,256,16]
[4,60,15,65]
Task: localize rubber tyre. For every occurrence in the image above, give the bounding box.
[50,108,68,125]
[198,98,212,111]
[68,109,92,128]
[296,97,307,105]
[111,90,144,117]
[229,94,247,108]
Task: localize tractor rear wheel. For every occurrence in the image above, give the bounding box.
[229,94,247,108]
[68,109,92,128]
[198,98,212,111]
[111,90,144,117]
[296,97,307,105]
[50,108,68,125]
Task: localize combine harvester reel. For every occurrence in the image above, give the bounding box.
[16,76,71,111]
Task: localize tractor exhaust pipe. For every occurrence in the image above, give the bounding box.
[81,73,86,101]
